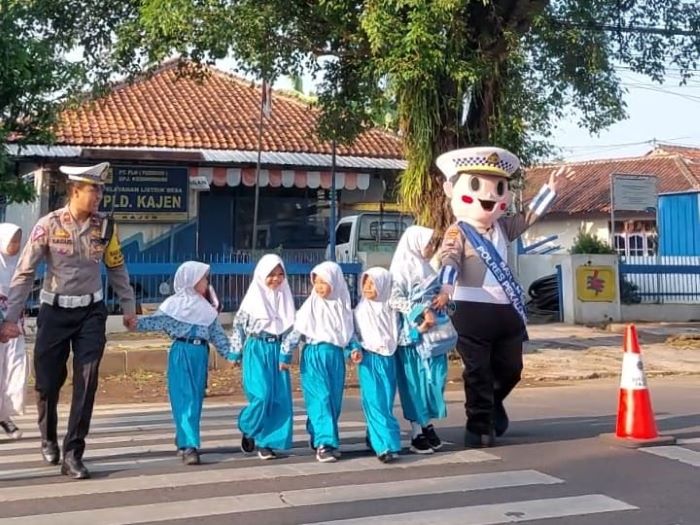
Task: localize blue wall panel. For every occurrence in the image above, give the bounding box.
[658,192,700,256]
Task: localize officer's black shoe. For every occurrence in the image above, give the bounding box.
[41,441,60,465]
[464,427,495,449]
[61,457,90,479]
[494,401,509,437]
[182,447,200,465]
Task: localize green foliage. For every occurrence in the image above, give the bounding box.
[113,0,692,229]
[0,0,140,203]
[570,230,616,254]
[2,0,699,226]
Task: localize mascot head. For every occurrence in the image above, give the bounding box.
[436,147,520,230]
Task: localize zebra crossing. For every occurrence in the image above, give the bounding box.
[641,437,700,468]
[0,402,638,524]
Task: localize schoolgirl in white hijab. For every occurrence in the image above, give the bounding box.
[0,223,26,439]
[282,261,355,463]
[388,225,449,455]
[131,261,236,465]
[353,267,402,463]
[293,261,354,348]
[233,254,296,460]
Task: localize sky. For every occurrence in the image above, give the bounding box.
[549,69,700,162]
[268,63,700,164]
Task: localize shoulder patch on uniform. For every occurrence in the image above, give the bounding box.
[446,228,460,240]
[31,225,47,242]
[103,230,125,269]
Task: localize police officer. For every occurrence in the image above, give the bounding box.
[0,162,135,480]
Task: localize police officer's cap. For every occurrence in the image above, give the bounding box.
[59,162,110,185]
[436,147,520,180]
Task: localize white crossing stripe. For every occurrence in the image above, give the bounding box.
[0,421,367,451]
[0,431,376,465]
[0,405,636,525]
[304,495,637,525]
[10,413,312,439]
[0,451,500,503]
[677,437,700,445]
[641,445,700,467]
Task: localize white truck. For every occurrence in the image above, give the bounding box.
[328,212,414,269]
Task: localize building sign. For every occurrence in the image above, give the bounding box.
[100,166,188,222]
[612,174,658,212]
[576,265,617,302]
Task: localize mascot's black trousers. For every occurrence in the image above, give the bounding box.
[453,301,525,436]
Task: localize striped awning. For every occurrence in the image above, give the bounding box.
[189,167,371,190]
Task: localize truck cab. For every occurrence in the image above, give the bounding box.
[329,212,414,268]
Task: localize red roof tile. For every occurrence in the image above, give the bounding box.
[53,61,403,160]
[523,155,700,214]
[647,144,700,161]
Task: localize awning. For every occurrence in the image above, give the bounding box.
[189,167,371,190]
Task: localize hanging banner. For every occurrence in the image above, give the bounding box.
[100,166,189,222]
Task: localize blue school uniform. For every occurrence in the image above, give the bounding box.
[282,333,346,449]
[231,311,293,451]
[389,280,449,426]
[136,314,235,449]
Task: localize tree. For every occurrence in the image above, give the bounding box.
[111,0,698,230]
[0,1,133,203]
[8,2,700,231]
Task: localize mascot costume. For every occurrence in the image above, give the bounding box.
[436,146,567,447]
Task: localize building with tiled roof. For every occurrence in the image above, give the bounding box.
[6,61,407,257]
[521,146,700,256]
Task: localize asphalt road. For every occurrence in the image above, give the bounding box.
[0,376,698,525]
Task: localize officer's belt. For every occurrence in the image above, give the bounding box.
[40,289,103,308]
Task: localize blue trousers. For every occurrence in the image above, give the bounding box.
[300,343,345,449]
[238,337,293,450]
[168,341,208,449]
[359,350,401,455]
[395,345,448,426]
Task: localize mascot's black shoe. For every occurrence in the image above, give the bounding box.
[61,456,90,479]
[494,401,509,437]
[464,427,495,448]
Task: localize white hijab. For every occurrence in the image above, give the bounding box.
[238,254,296,335]
[0,223,21,298]
[354,267,399,356]
[295,261,354,347]
[389,225,435,290]
[158,261,218,327]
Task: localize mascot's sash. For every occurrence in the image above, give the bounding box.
[458,221,528,330]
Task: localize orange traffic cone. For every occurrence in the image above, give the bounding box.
[602,324,675,447]
[615,325,658,438]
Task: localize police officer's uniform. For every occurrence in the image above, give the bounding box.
[3,162,134,476]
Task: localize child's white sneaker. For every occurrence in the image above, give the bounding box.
[257,447,277,460]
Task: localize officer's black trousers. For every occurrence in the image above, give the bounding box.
[34,301,107,460]
[453,301,525,435]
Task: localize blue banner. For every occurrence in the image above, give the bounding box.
[100,166,189,222]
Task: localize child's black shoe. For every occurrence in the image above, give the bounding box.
[377,452,396,464]
[316,446,337,463]
[182,448,200,465]
[241,435,256,454]
[422,424,443,450]
[409,434,434,454]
